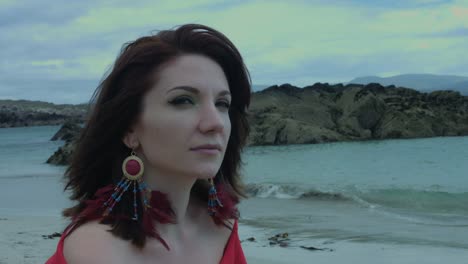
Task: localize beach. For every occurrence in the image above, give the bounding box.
[2,211,468,264]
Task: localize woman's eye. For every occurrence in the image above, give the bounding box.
[169,97,194,105]
[217,100,231,109]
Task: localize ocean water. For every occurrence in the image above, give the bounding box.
[0,126,69,215]
[0,126,65,179]
[0,125,467,250]
[240,137,468,250]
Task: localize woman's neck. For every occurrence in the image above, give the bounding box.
[142,165,204,240]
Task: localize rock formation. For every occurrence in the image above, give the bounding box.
[50,120,82,142]
[46,120,82,165]
[46,140,76,165]
[247,83,468,145]
[0,100,86,128]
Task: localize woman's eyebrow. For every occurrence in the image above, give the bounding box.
[166,86,231,97]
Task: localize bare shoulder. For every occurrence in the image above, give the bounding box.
[63,220,116,264]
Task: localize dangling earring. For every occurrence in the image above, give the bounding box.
[207,177,223,216]
[102,150,151,221]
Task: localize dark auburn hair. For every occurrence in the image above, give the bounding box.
[62,24,251,248]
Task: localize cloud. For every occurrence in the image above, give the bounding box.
[0,0,467,103]
[0,0,92,28]
[30,60,65,67]
[311,0,455,9]
[0,79,98,104]
[423,27,468,37]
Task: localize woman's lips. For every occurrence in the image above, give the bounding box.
[190,144,221,155]
[190,148,220,155]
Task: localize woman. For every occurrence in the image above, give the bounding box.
[46,24,251,264]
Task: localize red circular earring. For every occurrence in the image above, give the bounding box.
[122,151,144,180]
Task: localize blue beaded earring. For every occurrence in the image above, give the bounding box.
[208,177,223,216]
[102,151,150,220]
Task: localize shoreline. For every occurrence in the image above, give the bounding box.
[241,239,468,264]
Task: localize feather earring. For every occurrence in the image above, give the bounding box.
[207,177,224,216]
[102,150,150,220]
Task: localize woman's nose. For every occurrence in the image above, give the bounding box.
[198,103,225,134]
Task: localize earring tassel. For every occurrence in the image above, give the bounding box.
[208,183,240,225]
[102,178,132,216]
[208,183,224,216]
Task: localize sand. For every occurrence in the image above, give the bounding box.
[241,239,468,264]
[0,215,68,264]
[1,214,468,264]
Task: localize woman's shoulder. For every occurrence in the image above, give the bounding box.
[63,220,119,263]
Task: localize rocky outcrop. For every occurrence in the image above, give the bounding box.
[50,120,82,142]
[0,100,86,128]
[247,83,468,145]
[46,121,82,165]
[46,140,76,165]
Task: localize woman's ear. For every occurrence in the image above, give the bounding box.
[122,128,139,149]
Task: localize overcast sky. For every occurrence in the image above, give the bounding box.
[1,0,467,103]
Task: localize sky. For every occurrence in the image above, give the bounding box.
[1,0,467,104]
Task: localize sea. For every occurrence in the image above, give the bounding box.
[0,125,467,251]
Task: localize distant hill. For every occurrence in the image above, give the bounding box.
[252,84,270,92]
[451,80,468,94]
[349,74,468,95]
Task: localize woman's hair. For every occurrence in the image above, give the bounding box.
[62,24,251,248]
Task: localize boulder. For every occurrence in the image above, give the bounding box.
[46,141,76,165]
[50,120,82,142]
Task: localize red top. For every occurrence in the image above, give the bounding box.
[45,220,247,264]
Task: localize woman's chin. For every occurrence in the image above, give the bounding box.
[190,167,220,179]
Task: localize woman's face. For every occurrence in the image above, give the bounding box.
[131,54,231,180]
